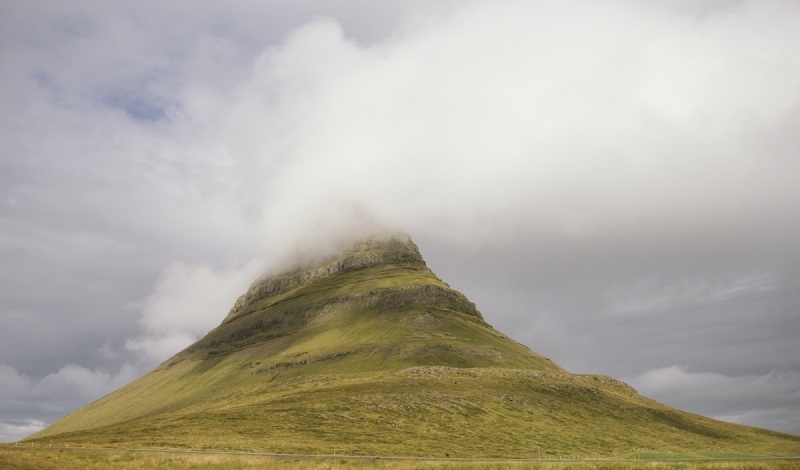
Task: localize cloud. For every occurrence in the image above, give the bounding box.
[629,365,800,434]
[0,420,46,444]
[604,272,780,316]
[126,260,264,364]
[0,364,31,392]
[32,364,137,405]
[201,0,800,264]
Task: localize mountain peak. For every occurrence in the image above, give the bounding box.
[225,233,432,322]
[28,232,800,459]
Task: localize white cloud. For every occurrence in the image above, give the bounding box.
[125,259,264,365]
[0,364,32,397]
[32,364,137,405]
[207,0,800,260]
[138,261,260,337]
[125,333,198,366]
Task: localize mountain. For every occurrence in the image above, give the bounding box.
[28,234,800,458]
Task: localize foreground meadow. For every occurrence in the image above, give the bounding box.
[1,446,799,470]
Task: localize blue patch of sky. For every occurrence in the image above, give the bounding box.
[32,71,52,88]
[97,77,187,123]
[32,70,66,98]
[94,66,182,123]
[31,68,175,122]
[101,90,170,122]
[30,70,71,108]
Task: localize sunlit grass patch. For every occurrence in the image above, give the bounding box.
[629,452,700,460]
[696,452,771,459]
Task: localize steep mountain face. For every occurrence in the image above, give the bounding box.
[29,234,800,458]
[175,233,557,375]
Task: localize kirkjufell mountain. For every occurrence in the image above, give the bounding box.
[28,234,800,458]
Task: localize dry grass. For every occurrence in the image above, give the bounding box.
[1,447,798,470]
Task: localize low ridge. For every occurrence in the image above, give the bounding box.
[28,234,800,458]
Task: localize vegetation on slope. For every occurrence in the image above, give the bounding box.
[25,235,800,458]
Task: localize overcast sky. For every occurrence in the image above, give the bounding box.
[1,0,799,443]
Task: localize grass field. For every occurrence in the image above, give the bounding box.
[2,446,799,470]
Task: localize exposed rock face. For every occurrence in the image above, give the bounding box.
[224,233,466,322]
[370,285,482,320]
[211,283,485,351]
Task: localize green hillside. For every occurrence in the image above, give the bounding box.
[26,235,800,459]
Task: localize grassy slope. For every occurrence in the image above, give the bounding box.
[25,239,800,459]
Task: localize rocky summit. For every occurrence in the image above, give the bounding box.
[28,234,800,458]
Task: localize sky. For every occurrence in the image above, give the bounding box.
[1,0,799,442]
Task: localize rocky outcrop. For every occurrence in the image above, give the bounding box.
[371,285,483,320]
[225,233,431,321]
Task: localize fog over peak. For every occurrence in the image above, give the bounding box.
[233,2,800,258]
[1,0,799,442]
